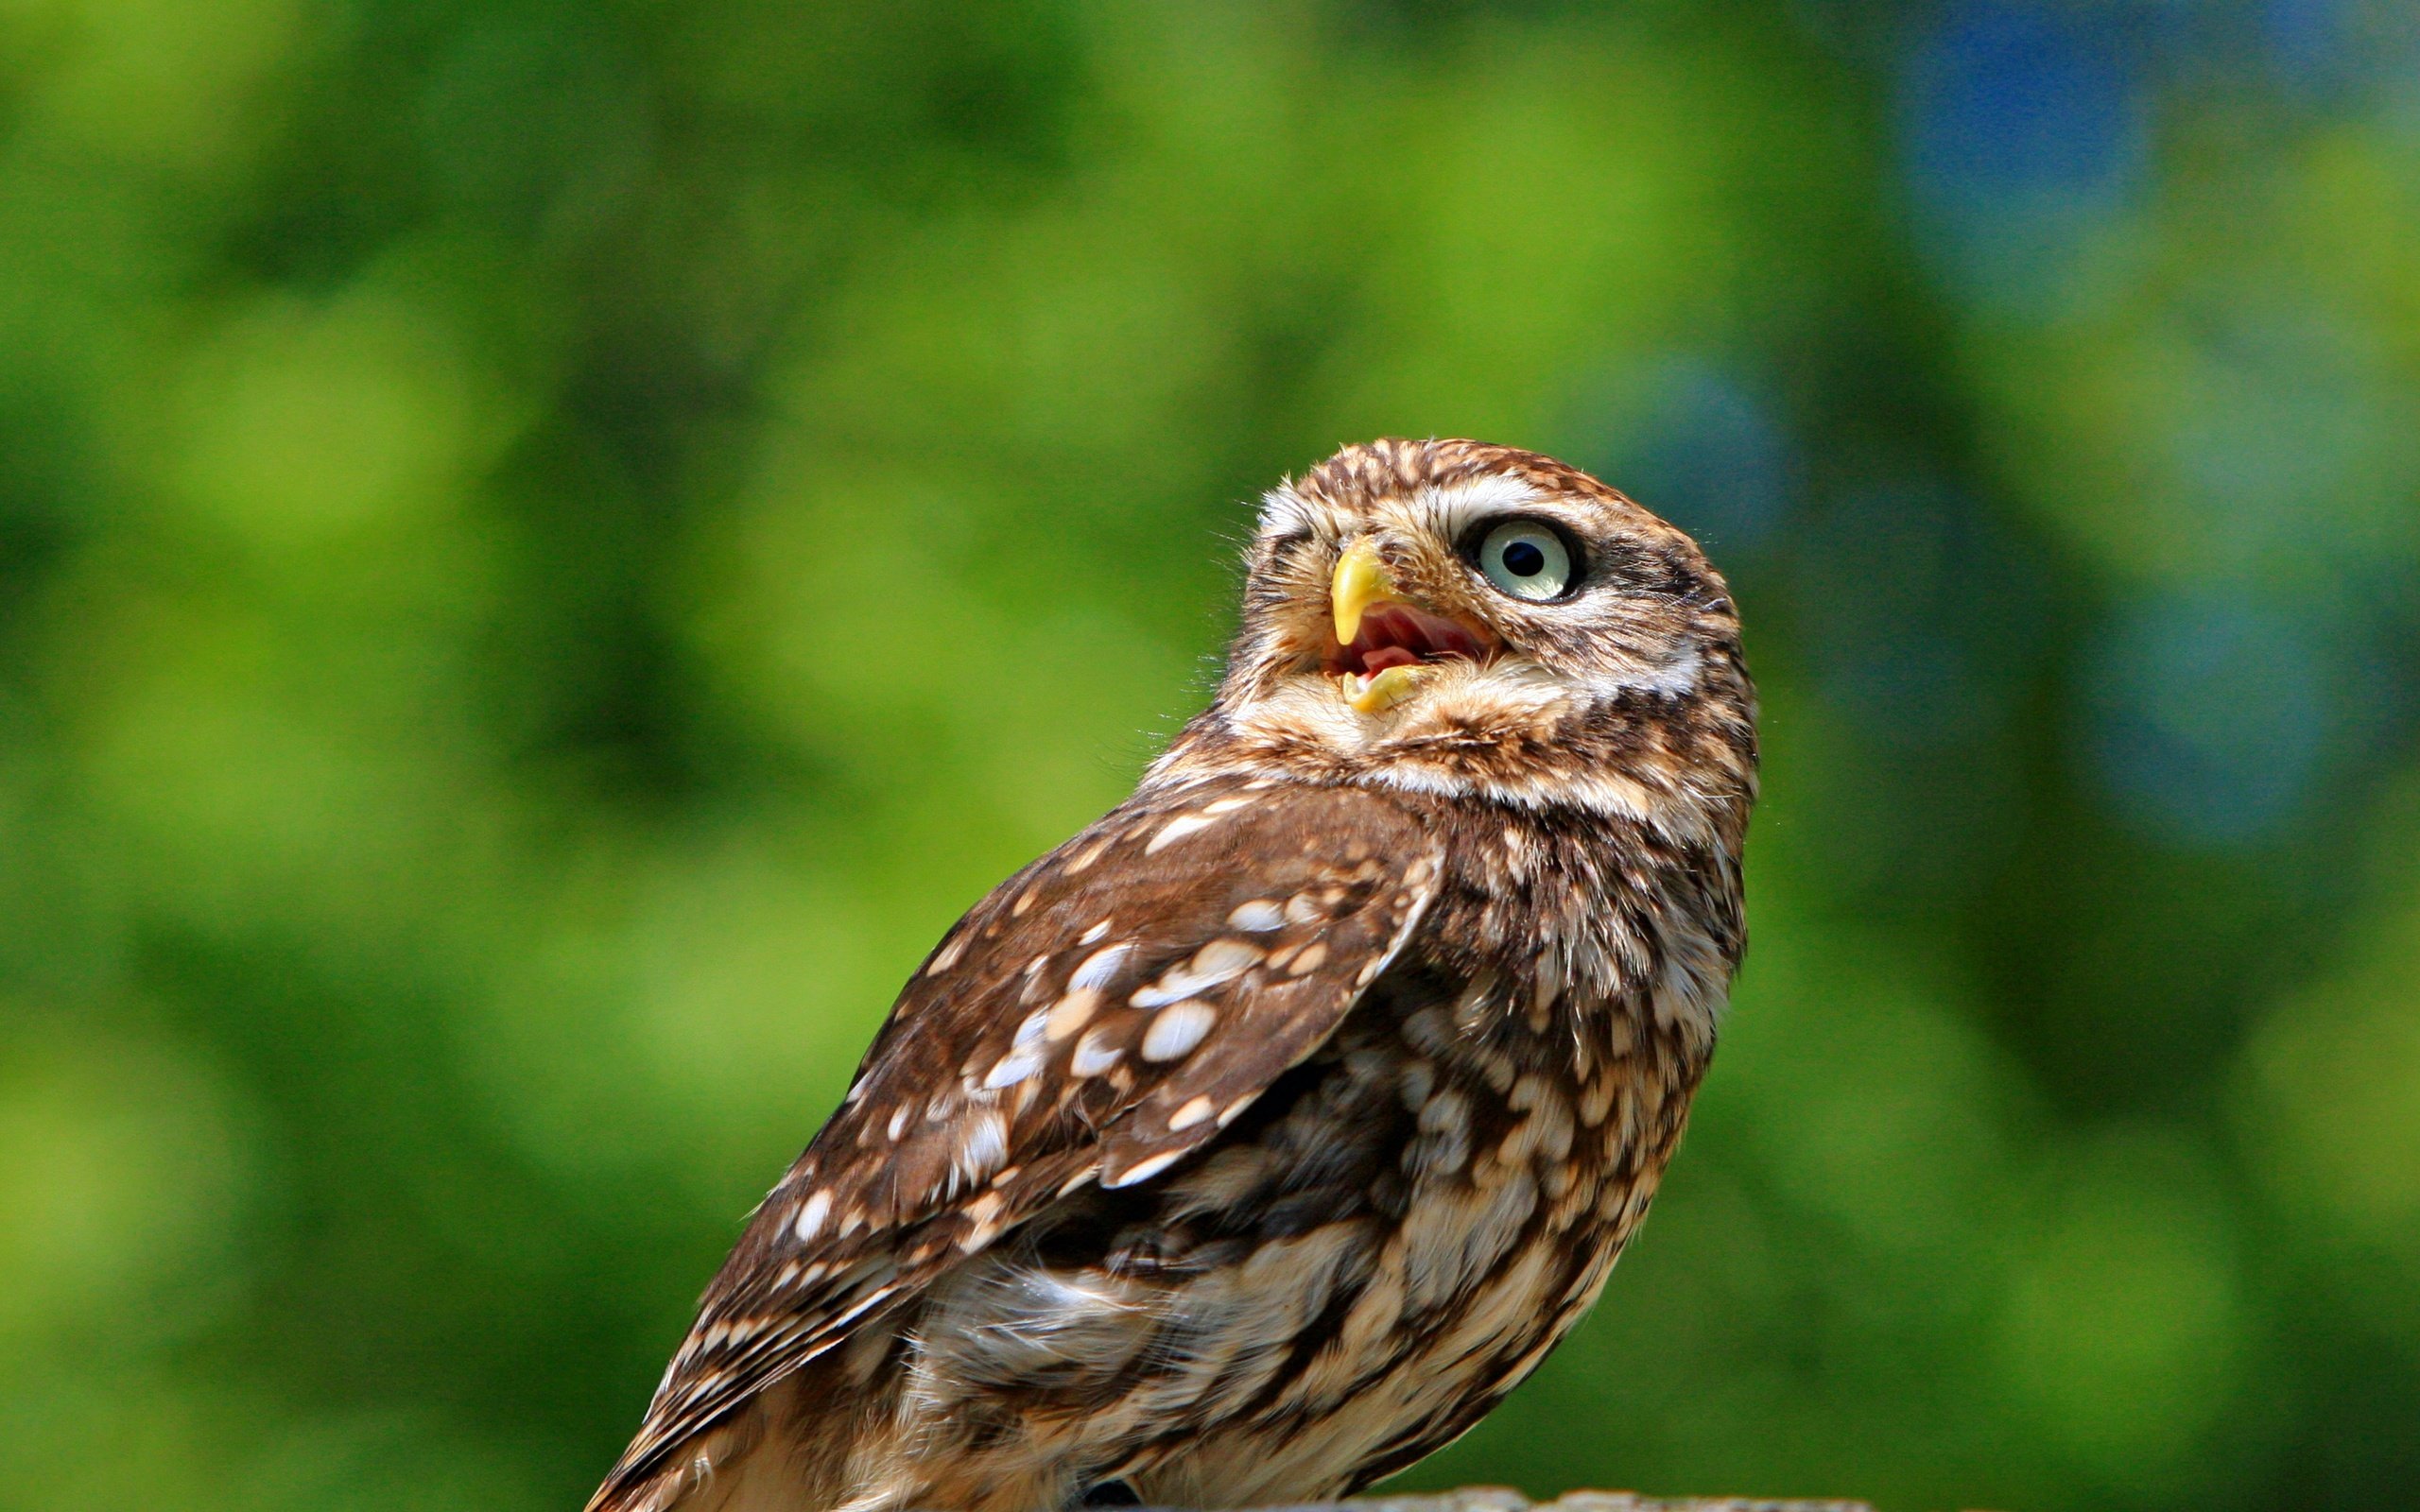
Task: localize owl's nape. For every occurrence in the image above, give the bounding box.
[589,439,1754,1512]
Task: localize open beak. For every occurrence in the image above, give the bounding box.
[1325,538,1492,713]
[1331,537,1392,648]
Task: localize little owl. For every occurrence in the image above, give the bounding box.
[588,438,1758,1512]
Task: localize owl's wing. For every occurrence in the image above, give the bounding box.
[588,777,1443,1508]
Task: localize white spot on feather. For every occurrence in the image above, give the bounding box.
[1167,1094,1217,1130]
[1132,937,1263,1006]
[1071,1026,1123,1076]
[955,1111,1009,1184]
[1103,1147,1185,1189]
[1195,936,1265,973]
[1227,899,1285,932]
[983,1047,1046,1090]
[1069,942,1133,991]
[1146,813,1219,853]
[1045,988,1099,1040]
[1010,1006,1050,1050]
[794,1189,833,1243]
[1141,1001,1218,1062]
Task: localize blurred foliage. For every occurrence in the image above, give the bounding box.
[1,2,2416,1509]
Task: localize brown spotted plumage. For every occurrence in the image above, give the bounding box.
[588,439,1757,1512]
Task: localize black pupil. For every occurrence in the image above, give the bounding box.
[1501,539,1547,577]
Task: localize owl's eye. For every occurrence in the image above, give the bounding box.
[1473,519,1577,602]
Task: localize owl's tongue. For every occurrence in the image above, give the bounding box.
[1339,602,1489,676]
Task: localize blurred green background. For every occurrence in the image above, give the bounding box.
[2,2,2417,1509]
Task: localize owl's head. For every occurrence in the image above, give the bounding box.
[1155,438,1756,830]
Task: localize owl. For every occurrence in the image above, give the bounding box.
[587,438,1758,1512]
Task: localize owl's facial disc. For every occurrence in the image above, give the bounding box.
[1158,441,1752,818]
[1322,538,1495,713]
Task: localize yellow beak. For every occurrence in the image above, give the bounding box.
[1331,539,1426,713]
[1331,537,1393,646]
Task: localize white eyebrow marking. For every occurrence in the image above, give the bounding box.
[1411,472,1544,544]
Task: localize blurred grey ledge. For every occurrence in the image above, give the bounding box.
[1122,1491,1873,1512]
